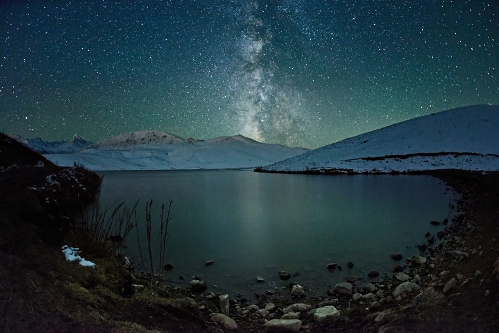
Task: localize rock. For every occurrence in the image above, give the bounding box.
[375,312,386,322]
[363,292,376,300]
[204,260,215,266]
[368,270,379,278]
[259,309,270,318]
[413,275,421,283]
[411,255,427,265]
[346,276,356,283]
[265,302,276,311]
[264,319,302,333]
[394,272,410,282]
[210,313,238,331]
[390,253,403,260]
[327,262,337,270]
[393,265,403,272]
[352,293,363,301]
[279,271,291,280]
[418,244,427,251]
[393,282,421,297]
[291,284,305,297]
[370,301,381,310]
[365,283,376,292]
[443,277,457,293]
[256,276,265,283]
[438,270,449,278]
[376,290,385,298]
[437,231,446,239]
[281,312,300,319]
[188,278,207,292]
[314,305,340,323]
[333,282,353,296]
[346,261,354,268]
[430,220,441,226]
[475,270,482,277]
[219,294,230,316]
[246,304,259,312]
[283,303,311,313]
[163,263,174,270]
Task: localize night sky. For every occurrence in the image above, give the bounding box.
[1,1,498,149]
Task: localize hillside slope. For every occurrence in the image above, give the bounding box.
[261,105,499,173]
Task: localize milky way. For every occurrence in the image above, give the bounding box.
[1,1,498,148]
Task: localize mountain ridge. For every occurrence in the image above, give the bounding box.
[261,104,499,173]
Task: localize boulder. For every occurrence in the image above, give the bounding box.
[393,282,420,297]
[443,277,457,293]
[390,253,403,261]
[394,272,410,282]
[219,294,230,316]
[188,278,207,292]
[264,319,302,333]
[283,303,311,313]
[333,282,352,296]
[281,312,300,319]
[210,313,238,331]
[291,284,305,297]
[412,255,427,265]
[327,262,338,270]
[314,305,340,323]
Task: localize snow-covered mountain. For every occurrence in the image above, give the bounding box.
[12,135,93,154]
[260,105,499,173]
[43,131,308,171]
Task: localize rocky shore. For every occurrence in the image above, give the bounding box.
[180,170,499,332]
[1,131,497,333]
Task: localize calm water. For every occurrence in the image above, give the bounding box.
[97,170,457,297]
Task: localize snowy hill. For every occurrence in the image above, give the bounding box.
[12,135,93,154]
[43,131,308,171]
[260,105,499,173]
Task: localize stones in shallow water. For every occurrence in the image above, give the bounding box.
[256,276,265,283]
[204,260,215,266]
[393,265,403,272]
[430,220,441,226]
[163,263,173,270]
[368,270,380,278]
[390,253,403,261]
[188,278,207,292]
[279,271,291,280]
[346,261,354,268]
[291,284,305,298]
[326,262,338,270]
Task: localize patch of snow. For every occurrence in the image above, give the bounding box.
[61,245,96,267]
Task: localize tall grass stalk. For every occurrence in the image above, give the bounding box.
[68,198,139,258]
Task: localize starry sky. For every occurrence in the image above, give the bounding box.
[1,1,498,149]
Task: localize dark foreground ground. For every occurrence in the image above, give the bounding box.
[0,132,498,332]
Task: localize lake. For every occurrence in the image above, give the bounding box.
[97,170,457,297]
